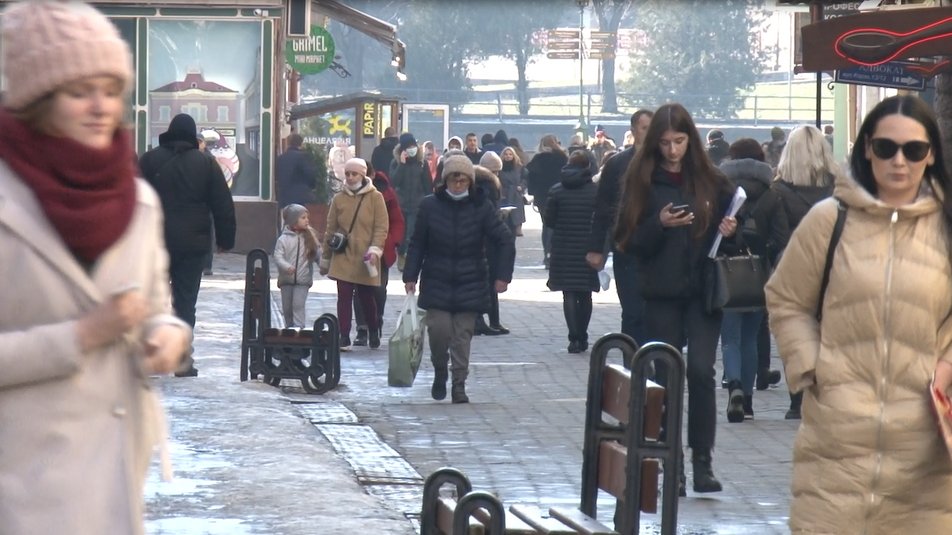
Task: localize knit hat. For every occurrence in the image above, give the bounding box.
[441,154,474,181]
[283,203,308,227]
[344,157,368,176]
[159,113,198,146]
[399,132,417,151]
[1,1,133,111]
[479,151,503,172]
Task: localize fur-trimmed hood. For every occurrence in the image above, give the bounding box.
[474,165,501,192]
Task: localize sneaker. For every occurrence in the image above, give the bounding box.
[353,329,368,347]
[369,328,381,349]
[339,334,352,352]
[726,383,745,423]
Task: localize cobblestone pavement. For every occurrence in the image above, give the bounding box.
[146,211,796,534]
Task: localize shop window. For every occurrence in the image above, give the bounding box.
[148,20,262,197]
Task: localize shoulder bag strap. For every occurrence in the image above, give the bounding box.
[817,198,846,320]
[346,193,366,235]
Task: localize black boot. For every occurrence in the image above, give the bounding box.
[786,391,803,420]
[368,327,381,349]
[451,380,469,404]
[353,328,369,347]
[691,449,722,493]
[475,315,500,336]
[487,289,509,334]
[726,381,745,423]
[431,368,448,401]
[756,368,782,390]
[744,394,754,420]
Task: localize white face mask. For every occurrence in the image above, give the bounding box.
[406,147,418,158]
[446,189,469,201]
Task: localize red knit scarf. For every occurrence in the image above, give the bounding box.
[0,109,136,263]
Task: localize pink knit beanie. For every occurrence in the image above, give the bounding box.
[344,158,368,177]
[1,1,133,111]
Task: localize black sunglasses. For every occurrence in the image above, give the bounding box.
[869,138,931,162]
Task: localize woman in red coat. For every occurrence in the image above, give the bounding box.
[353,167,406,346]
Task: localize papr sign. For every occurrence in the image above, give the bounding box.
[286,26,336,75]
[362,102,376,139]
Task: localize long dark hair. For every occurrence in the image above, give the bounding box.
[614,103,731,250]
[850,95,952,253]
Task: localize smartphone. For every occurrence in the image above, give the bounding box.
[671,204,690,212]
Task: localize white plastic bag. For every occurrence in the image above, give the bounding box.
[387,295,427,387]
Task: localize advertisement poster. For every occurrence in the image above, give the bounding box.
[148,20,262,197]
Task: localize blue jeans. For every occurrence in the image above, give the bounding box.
[721,310,764,395]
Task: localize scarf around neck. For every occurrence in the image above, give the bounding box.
[0,109,137,264]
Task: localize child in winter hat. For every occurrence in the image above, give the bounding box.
[2,0,133,111]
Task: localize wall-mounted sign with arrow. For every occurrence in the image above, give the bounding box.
[834,61,926,91]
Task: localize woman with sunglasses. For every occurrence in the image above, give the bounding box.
[766,95,952,534]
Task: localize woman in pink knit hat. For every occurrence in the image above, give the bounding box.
[0,2,191,534]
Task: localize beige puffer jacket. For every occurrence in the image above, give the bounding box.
[766,174,952,534]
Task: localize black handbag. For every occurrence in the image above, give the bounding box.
[705,252,769,313]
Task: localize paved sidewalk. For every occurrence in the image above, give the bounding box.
[146,211,797,534]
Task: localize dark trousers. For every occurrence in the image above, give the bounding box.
[645,296,722,451]
[169,251,207,327]
[757,311,771,373]
[354,266,390,332]
[562,291,593,343]
[612,250,646,344]
[337,281,378,336]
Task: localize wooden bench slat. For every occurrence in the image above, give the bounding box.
[548,507,616,535]
[597,441,660,514]
[472,504,537,534]
[644,382,664,440]
[436,497,484,535]
[601,364,631,424]
[509,504,579,534]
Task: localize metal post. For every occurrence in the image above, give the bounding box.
[577,0,589,139]
[810,1,824,128]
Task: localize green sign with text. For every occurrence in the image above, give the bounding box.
[286,25,335,75]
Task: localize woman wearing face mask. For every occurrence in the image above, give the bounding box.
[767,95,952,534]
[390,132,432,271]
[613,102,738,496]
[403,155,515,403]
[319,158,389,350]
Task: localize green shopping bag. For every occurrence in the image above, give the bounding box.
[388,295,427,387]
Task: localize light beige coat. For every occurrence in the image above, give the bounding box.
[320,179,388,286]
[766,174,952,534]
[0,163,188,535]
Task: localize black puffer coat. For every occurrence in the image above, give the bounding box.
[546,163,599,292]
[753,178,833,265]
[526,150,568,214]
[403,187,515,313]
[139,117,236,253]
[626,167,735,300]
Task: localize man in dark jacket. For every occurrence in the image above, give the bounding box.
[139,113,236,377]
[275,133,317,208]
[585,109,652,344]
[371,126,399,178]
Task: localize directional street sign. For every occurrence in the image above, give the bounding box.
[835,62,926,91]
[588,50,615,60]
[548,29,581,40]
[547,40,581,51]
[547,51,581,60]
